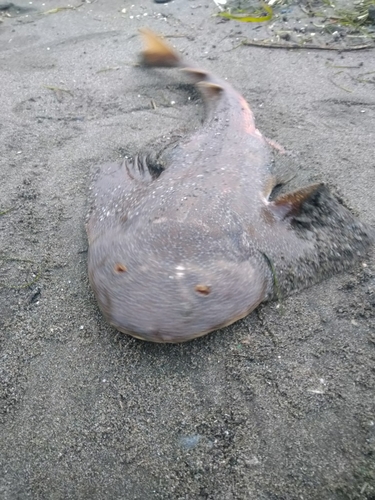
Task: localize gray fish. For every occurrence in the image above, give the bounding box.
[87,28,373,343]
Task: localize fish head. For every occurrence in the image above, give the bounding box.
[88,223,271,343]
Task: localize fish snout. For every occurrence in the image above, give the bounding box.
[88,237,270,342]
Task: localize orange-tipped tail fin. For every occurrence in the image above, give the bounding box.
[139,28,181,68]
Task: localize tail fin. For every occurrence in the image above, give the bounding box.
[139,28,181,68]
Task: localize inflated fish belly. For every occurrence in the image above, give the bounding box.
[87,29,373,343]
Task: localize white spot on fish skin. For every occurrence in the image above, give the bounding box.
[153,216,168,224]
[175,264,186,278]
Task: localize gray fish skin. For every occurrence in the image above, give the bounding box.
[87,29,373,343]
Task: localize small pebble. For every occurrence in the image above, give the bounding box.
[179,435,201,450]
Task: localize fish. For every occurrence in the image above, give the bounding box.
[86,28,373,343]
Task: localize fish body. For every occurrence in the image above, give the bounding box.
[87,29,372,342]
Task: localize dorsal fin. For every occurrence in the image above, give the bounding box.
[181,68,208,81]
[139,28,181,68]
[269,183,323,219]
[196,81,224,100]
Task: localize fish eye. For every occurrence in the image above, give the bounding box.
[195,284,211,296]
[114,263,127,273]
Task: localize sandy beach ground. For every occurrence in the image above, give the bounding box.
[1,1,374,498]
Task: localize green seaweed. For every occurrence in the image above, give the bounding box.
[217,2,273,22]
[42,4,83,15]
[0,208,13,216]
[332,0,375,27]
[44,85,72,95]
[261,252,284,313]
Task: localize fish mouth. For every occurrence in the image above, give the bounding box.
[113,326,209,344]
[109,294,265,344]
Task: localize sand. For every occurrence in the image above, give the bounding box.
[0,1,374,499]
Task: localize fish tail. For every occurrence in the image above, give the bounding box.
[139,28,182,68]
[139,29,216,89]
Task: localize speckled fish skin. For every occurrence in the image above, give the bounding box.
[86,29,372,343]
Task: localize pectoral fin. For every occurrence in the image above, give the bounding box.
[196,81,224,100]
[262,175,278,199]
[181,68,208,81]
[269,183,323,219]
[124,154,164,183]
